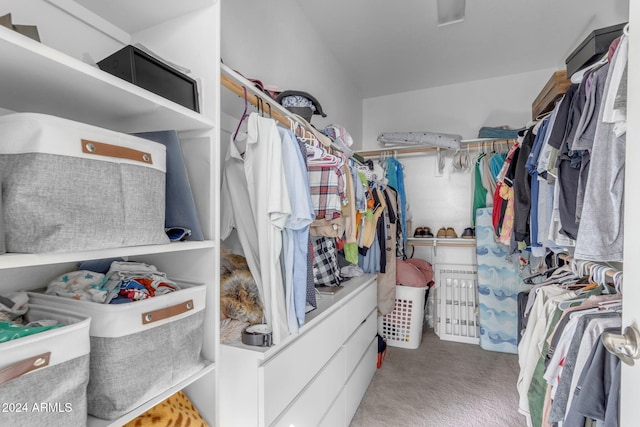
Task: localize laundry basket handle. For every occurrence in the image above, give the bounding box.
[141,300,194,325]
[0,352,50,386]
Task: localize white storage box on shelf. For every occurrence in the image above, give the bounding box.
[0,113,169,253]
[378,285,428,349]
[29,279,207,420]
[0,300,91,427]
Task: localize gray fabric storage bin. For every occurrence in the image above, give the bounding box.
[0,113,169,253]
[0,302,91,427]
[0,185,4,254]
[30,280,206,420]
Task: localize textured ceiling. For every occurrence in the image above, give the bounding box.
[295,0,629,98]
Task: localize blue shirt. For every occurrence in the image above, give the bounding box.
[279,128,315,330]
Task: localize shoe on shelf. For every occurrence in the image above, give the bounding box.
[436,227,447,238]
[445,227,458,238]
[424,227,434,238]
[414,227,424,238]
[461,227,475,239]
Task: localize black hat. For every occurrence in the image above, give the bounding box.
[276,90,327,122]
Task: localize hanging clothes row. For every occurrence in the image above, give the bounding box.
[516,257,622,427]
[492,31,628,264]
[220,67,412,344]
[514,30,628,427]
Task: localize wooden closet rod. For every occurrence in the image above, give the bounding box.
[221,63,319,144]
[356,138,516,157]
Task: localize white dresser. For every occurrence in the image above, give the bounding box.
[220,274,378,426]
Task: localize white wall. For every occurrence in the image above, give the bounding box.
[362,68,556,239]
[220,0,362,144]
[363,68,556,145]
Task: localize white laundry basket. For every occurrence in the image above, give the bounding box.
[378,285,427,349]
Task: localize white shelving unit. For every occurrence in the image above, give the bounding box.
[0,0,220,425]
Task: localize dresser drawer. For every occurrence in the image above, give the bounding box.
[344,279,377,337]
[346,309,377,376]
[261,305,346,425]
[345,338,377,423]
[272,347,346,427]
[319,387,346,427]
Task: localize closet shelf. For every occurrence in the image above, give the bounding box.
[0,25,214,133]
[407,237,476,248]
[406,237,475,257]
[87,360,215,427]
[0,241,216,270]
[357,138,516,158]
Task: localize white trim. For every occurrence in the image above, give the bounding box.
[44,0,130,45]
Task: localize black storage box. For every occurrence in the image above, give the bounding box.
[98,45,199,112]
[565,22,626,77]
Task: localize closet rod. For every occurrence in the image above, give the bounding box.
[221,63,319,144]
[356,138,516,157]
[558,253,622,280]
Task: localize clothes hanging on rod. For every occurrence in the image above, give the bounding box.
[220,67,409,332]
[278,126,315,334]
[516,256,622,427]
[513,35,628,424]
[500,33,627,264]
[220,112,291,345]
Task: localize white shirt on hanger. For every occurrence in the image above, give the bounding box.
[244,113,291,344]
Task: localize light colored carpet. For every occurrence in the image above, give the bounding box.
[350,329,526,427]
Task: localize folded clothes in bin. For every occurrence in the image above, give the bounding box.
[0,298,91,427]
[30,276,207,420]
[0,113,169,253]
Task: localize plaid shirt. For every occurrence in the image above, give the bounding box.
[311,236,342,287]
[307,163,347,219]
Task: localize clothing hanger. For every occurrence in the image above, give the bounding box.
[307,143,343,167]
[452,149,464,170]
[306,143,326,159]
[378,151,386,167]
[522,251,566,284]
[593,264,617,295]
[436,148,445,175]
[613,271,623,294]
[598,299,622,312]
[571,53,608,84]
[256,96,264,117]
[232,86,249,141]
[290,118,315,143]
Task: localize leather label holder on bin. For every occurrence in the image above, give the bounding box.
[0,352,50,386]
[81,139,154,165]
[141,300,194,325]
